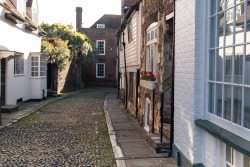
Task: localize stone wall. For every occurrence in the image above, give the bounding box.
[137,0,174,136]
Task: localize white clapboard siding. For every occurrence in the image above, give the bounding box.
[120,13,139,68]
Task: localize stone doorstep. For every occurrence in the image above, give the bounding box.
[1,105,19,113]
[146,132,171,154]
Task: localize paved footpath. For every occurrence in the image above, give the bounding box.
[105,90,177,167]
[0,88,116,166]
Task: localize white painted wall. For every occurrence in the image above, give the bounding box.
[175,0,249,166]
[174,0,206,164]
[0,5,46,105]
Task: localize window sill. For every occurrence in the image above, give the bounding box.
[96,76,105,79]
[14,74,25,77]
[30,76,47,79]
[195,119,250,157]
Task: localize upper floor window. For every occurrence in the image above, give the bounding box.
[32,10,38,25]
[208,0,250,129]
[146,22,157,76]
[14,57,24,75]
[16,0,26,17]
[97,24,105,29]
[96,40,105,55]
[128,20,133,43]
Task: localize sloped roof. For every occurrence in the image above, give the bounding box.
[0,0,46,35]
[90,14,121,29]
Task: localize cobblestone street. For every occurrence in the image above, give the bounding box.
[0,89,116,166]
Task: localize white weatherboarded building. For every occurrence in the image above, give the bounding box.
[0,0,47,105]
[173,0,250,166]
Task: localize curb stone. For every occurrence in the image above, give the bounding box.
[104,91,127,167]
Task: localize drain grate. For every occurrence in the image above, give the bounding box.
[92,112,103,115]
[120,135,129,138]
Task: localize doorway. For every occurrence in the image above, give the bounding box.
[1,58,6,105]
[145,98,150,132]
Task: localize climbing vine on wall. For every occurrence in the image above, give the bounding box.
[41,23,97,70]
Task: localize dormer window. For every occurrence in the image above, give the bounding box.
[97,24,105,29]
[32,10,38,25]
[17,0,26,17]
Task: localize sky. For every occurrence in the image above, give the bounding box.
[38,0,121,29]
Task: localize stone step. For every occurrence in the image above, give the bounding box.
[1,105,19,113]
[146,132,171,154]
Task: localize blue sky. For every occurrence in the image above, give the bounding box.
[38,0,121,28]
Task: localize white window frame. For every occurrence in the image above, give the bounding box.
[215,140,250,167]
[14,56,24,75]
[146,22,157,75]
[97,24,105,29]
[96,63,105,78]
[96,40,105,55]
[40,56,47,77]
[207,0,250,135]
[31,55,47,78]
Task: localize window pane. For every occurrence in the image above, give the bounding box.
[217,49,224,81]
[245,45,250,85]
[216,84,223,117]
[225,8,234,46]
[234,46,243,84]
[217,13,225,47]
[147,32,150,42]
[235,4,245,45]
[218,0,225,12]
[210,16,216,48]
[209,50,215,80]
[224,85,232,121]
[247,1,250,42]
[244,155,250,167]
[225,47,233,82]
[151,30,154,40]
[226,0,234,9]
[244,88,250,129]
[209,83,215,114]
[210,0,217,15]
[226,145,232,163]
[233,86,242,125]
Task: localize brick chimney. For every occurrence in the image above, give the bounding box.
[76,7,83,32]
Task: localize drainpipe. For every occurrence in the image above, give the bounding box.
[117,38,120,98]
[122,32,128,108]
[170,0,176,156]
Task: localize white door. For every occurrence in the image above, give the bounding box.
[145,100,150,132]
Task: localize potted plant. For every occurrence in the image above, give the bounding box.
[140,71,156,89]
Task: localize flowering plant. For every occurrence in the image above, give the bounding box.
[140,71,156,81]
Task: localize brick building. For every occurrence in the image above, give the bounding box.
[76,7,121,87]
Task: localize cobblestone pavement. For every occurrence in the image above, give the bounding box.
[0,89,116,167]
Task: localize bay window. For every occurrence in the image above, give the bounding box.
[31,55,47,77]
[208,0,250,129]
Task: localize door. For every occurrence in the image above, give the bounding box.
[1,58,6,105]
[145,99,150,132]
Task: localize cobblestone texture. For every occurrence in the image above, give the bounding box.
[0,89,116,167]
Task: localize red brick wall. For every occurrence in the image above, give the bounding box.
[81,28,118,87]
